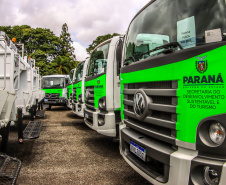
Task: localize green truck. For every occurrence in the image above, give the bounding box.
[84,36,123,137]
[72,59,89,117]
[67,68,76,109]
[120,0,226,184]
[42,75,70,109]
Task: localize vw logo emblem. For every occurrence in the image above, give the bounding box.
[134,92,145,116]
[133,90,150,120]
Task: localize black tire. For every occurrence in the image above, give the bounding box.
[48,104,52,110]
[1,123,10,153]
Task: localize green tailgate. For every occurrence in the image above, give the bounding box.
[121,46,226,144]
[85,74,106,108]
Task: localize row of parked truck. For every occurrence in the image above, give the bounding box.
[42,0,226,184]
[1,0,226,184]
[0,31,45,184]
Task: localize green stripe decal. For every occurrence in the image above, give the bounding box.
[42,88,64,97]
[85,74,106,108]
[121,46,226,143]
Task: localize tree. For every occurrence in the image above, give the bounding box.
[0,25,77,76]
[86,33,120,54]
[59,23,76,60]
[37,61,58,76]
[52,56,73,74]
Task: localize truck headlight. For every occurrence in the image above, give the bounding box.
[98,97,106,111]
[78,94,82,103]
[99,99,106,108]
[203,166,219,185]
[98,114,105,126]
[209,122,225,145]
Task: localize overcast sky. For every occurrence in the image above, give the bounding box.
[0,0,150,61]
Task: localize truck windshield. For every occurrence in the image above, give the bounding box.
[69,70,74,82]
[125,0,226,64]
[75,62,84,81]
[42,77,65,89]
[87,42,110,76]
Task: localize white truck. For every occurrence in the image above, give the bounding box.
[84,36,123,137]
[0,31,44,151]
[66,68,76,109]
[71,59,89,117]
[119,0,226,185]
[42,74,70,109]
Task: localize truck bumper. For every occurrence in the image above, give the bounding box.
[43,98,66,106]
[84,108,116,137]
[66,99,72,109]
[72,102,85,117]
[120,124,226,185]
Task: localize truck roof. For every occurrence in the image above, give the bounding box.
[42,74,68,78]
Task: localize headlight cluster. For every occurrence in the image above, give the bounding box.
[199,121,225,147]
[78,94,82,103]
[209,122,225,145]
[98,114,105,126]
[78,104,82,112]
[203,166,219,185]
[98,98,106,109]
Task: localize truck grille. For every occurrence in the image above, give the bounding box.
[123,80,178,145]
[85,86,95,111]
[45,93,60,99]
[72,88,77,103]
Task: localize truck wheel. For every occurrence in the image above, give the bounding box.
[1,123,10,153]
[47,104,51,110]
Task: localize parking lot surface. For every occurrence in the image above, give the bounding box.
[6,106,150,185]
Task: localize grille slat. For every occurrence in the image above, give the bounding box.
[148,103,176,113]
[123,89,176,96]
[123,80,178,145]
[124,110,176,129]
[85,86,95,111]
[45,93,60,99]
[124,119,175,144]
[123,99,133,106]
[72,88,77,103]
[88,100,94,104]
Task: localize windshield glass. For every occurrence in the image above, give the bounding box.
[125,0,226,64]
[87,42,110,76]
[75,62,84,81]
[42,77,65,89]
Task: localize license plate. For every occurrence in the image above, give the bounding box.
[44,99,48,102]
[130,141,146,161]
[85,112,89,119]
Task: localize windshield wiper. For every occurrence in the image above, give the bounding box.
[146,41,183,55]
[124,42,183,65]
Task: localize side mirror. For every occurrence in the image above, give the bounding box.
[116,39,123,76]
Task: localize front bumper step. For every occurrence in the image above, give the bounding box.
[23,121,43,139]
[0,154,21,185]
[36,110,46,118]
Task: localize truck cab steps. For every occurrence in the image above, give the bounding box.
[36,110,45,118]
[0,154,21,185]
[23,121,43,139]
